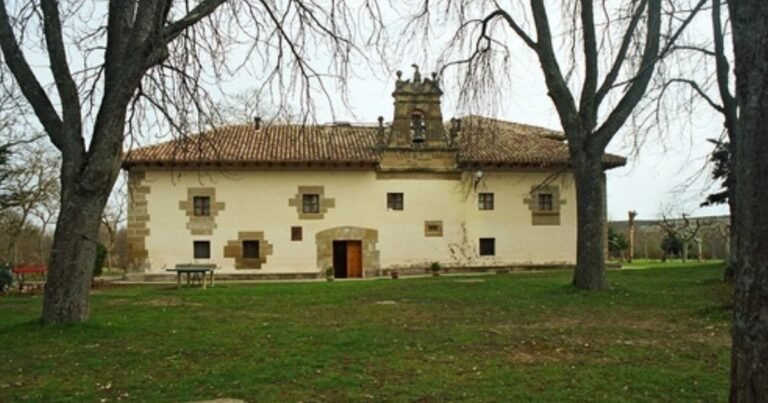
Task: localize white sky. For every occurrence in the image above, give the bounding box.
[8,1,730,222]
[213,0,730,222]
[300,68,729,222]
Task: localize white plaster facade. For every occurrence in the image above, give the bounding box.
[131,168,578,275]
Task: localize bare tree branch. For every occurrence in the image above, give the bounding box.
[593,0,648,110]
[0,0,64,149]
[593,0,661,150]
[163,0,226,43]
[39,0,82,139]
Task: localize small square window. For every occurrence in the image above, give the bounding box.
[479,238,495,256]
[242,240,260,259]
[424,220,443,237]
[291,226,303,241]
[193,241,211,259]
[538,193,554,211]
[387,193,404,210]
[478,193,494,210]
[303,194,320,214]
[193,196,211,216]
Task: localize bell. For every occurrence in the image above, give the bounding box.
[412,128,425,144]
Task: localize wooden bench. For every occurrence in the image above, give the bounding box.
[166,264,217,289]
[12,267,47,293]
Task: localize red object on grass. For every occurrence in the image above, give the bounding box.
[12,266,47,274]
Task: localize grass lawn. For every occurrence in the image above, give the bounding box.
[0,262,731,402]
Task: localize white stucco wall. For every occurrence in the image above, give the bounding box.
[132,168,578,274]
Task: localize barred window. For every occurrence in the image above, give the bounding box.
[193,196,211,216]
[387,193,404,210]
[291,226,303,241]
[478,193,494,210]
[193,241,210,259]
[302,194,320,214]
[479,238,495,256]
[538,193,554,211]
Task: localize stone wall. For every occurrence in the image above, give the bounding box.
[223,231,274,269]
[378,150,458,172]
[126,171,150,270]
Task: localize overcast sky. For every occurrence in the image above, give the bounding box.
[211,1,731,222]
[10,1,729,222]
[297,67,729,222]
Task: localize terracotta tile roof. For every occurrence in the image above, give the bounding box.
[122,117,626,169]
[456,116,625,168]
[123,124,380,166]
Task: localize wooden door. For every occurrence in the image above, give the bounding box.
[346,241,363,278]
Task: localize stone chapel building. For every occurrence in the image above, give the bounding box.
[122,67,625,278]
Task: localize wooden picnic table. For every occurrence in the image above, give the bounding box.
[12,267,47,293]
[166,264,217,289]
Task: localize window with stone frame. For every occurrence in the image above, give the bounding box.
[193,240,211,259]
[478,193,494,210]
[387,192,404,210]
[525,186,562,226]
[424,220,443,237]
[479,238,495,256]
[537,193,554,211]
[242,240,260,259]
[193,196,211,216]
[302,194,320,214]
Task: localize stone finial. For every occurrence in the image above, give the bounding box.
[431,72,437,81]
[377,116,385,146]
[411,64,421,83]
[396,70,403,80]
[254,116,261,130]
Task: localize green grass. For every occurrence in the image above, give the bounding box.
[1,262,731,402]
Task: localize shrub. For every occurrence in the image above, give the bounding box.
[661,234,683,258]
[430,262,441,273]
[93,243,107,278]
[608,227,629,258]
[0,266,12,292]
[325,266,334,277]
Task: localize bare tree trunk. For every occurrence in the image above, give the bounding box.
[571,157,607,290]
[682,242,689,263]
[42,190,109,323]
[40,115,123,324]
[696,238,703,262]
[728,1,768,400]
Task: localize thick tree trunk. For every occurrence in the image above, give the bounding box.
[40,114,124,324]
[728,1,768,401]
[696,239,702,263]
[571,157,608,290]
[41,188,111,324]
